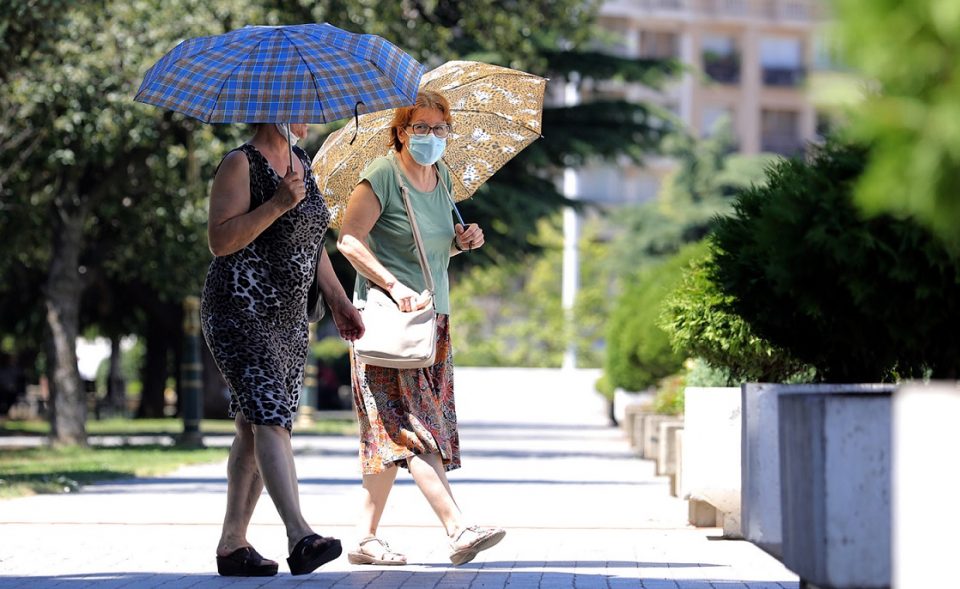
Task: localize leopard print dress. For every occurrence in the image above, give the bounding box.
[201,144,330,432]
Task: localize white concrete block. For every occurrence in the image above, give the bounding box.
[656,420,684,476]
[613,388,653,426]
[741,383,893,560]
[680,386,742,537]
[778,390,892,589]
[641,413,676,460]
[894,382,960,588]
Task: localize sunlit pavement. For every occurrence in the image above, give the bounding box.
[0,368,798,588]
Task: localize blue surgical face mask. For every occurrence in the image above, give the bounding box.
[275,123,301,146]
[407,133,446,166]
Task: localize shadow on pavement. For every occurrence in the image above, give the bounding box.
[81,476,664,492]
[459,422,613,431]
[0,571,798,588]
[293,447,638,460]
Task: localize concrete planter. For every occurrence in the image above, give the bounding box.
[680,386,742,537]
[672,428,684,498]
[623,403,649,449]
[778,388,892,589]
[640,413,679,460]
[613,388,652,429]
[741,383,893,560]
[656,420,684,476]
[894,382,960,588]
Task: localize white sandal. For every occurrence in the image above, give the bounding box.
[347,537,407,566]
[449,525,506,566]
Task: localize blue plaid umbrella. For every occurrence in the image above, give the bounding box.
[134,24,423,124]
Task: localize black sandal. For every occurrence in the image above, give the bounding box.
[216,546,279,577]
[286,534,342,575]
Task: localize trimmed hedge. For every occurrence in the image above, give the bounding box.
[660,252,810,383]
[711,141,960,382]
[604,241,708,392]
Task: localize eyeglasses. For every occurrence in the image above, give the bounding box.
[407,123,452,139]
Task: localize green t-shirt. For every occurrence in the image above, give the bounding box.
[354,153,456,314]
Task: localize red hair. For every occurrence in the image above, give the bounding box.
[388,90,453,153]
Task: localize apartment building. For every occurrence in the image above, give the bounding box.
[574,0,825,204]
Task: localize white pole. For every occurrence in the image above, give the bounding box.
[561,77,580,371]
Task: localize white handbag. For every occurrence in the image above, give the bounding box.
[353,161,438,369]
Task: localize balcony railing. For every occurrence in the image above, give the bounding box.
[762,66,806,86]
[602,0,822,22]
[761,135,805,155]
[704,55,741,84]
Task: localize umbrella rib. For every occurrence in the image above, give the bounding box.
[279,28,328,123]
[208,45,265,122]
[296,27,413,103]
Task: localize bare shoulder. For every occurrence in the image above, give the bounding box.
[216,149,250,177]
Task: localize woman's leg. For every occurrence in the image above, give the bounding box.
[407,452,463,537]
[218,415,272,558]
[250,423,314,552]
[357,466,399,538]
[408,452,505,564]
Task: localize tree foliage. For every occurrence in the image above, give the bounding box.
[660,253,810,384]
[450,216,613,367]
[607,120,777,277]
[835,0,960,244]
[711,140,960,382]
[603,241,707,392]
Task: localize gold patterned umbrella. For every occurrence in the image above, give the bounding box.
[312,60,547,227]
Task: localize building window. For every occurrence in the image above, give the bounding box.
[761,36,805,86]
[639,30,679,60]
[761,109,803,155]
[702,35,740,84]
[701,105,734,138]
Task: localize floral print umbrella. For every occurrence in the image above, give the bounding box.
[312,61,547,228]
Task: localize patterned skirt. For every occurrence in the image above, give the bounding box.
[351,314,461,475]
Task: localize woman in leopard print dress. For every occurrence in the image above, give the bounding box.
[201,123,363,577]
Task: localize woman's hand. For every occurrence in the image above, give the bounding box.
[273,167,306,211]
[330,302,364,341]
[388,282,433,313]
[454,223,485,252]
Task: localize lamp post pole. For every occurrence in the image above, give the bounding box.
[561,75,581,371]
[180,296,204,447]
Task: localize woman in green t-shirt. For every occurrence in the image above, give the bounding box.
[338,90,505,567]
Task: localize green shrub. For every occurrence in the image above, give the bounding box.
[652,372,685,415]
[660,253,810,383]
[594,374,616,401]
[711,140,960,382]
[604,241,708,391]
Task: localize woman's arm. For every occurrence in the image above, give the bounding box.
[316,247,351,312]
[338,180,430,312]
[207,152,304,256]
[316,247,364,340]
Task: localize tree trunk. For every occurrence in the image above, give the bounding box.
[44,200,87,445]
[138,310,170,418]
[137,299,182,418]
[106,334,126,416]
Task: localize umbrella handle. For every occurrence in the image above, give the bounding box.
[450,196,465,227]
[284,123,294,173]
[436,165,466,226]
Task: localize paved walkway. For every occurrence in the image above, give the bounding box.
[0,368,797,588]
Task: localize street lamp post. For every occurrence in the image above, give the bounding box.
[561,76,581,371]
[179,296,204,447]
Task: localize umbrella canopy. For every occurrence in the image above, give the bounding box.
[134,24,424,124]
[312,61,547,228]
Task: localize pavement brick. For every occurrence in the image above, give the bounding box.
[0,369,798,589]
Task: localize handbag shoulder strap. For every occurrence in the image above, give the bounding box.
[391,159,435,294]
